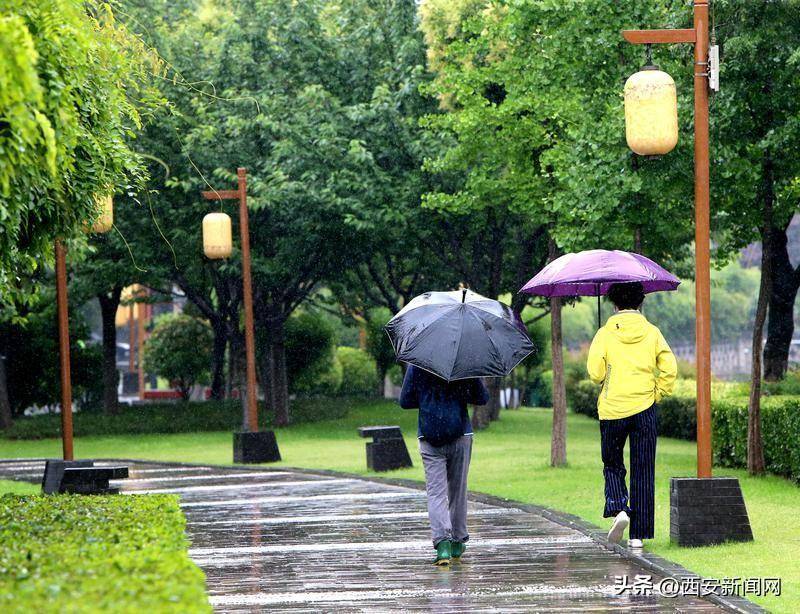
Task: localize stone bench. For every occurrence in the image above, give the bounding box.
[42,460,129,495]
[358,426,412,472]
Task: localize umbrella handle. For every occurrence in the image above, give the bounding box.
[462,288,467,303]
[596,284,601,329]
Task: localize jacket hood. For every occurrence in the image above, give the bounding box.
[604,311,649,344]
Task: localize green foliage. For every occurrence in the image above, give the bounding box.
[365,308,396,379]
[285,312,337,394]
[715,396,800,483]
[1,398,351,439]
[336,346,379,397]
[143,314,213,400]
[711,0,800,256]
[528,369,553,408]
[0,294,103,417]
[0,493,210,612]
[0,0,162,302]
[419,0,695,266]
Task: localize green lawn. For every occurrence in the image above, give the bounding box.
[1,401,797,612]
[0,479,37,495]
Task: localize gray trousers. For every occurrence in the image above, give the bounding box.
[419,435,473,547]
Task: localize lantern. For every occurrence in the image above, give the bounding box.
[202,212,232,259]
[91,194,114,234]
[624,68,678,156]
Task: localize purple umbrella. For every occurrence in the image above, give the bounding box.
[519,249,680,326]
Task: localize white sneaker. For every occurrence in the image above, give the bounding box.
[607,511,629,544]
[628,539,643,549]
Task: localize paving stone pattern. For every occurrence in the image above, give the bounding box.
[0,460,725,613]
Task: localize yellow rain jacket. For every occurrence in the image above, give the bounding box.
[586,310,677,420]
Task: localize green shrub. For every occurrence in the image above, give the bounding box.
[656,395,697,440]
[714,396,800,483]
[337,346,379,396]
[0,494,209,612]
[2,398,350,440]
[528,369,553,407]
[143,314,213,400]
[0,300,103,417]
[387,364,404,387]
[569,379,599,418]
[365,307,396,386]
[570,379,696,440]
[763,368,800,396]
[284,312,337,395]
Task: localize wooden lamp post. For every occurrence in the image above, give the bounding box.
[623,1,752,547]
[201,168,281,463]
[55,194,115,461]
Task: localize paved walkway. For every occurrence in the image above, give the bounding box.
[0,460,731,612]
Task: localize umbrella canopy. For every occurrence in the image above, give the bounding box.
[385,289,534,382]
[519,249,680,298]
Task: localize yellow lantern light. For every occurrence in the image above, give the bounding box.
[91,194,114,234]
[624,68,678,156]
[203,212,232,259]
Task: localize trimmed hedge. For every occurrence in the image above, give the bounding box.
[0,494,209,612]
[714,396,800,483]
[2,397,351,440]
[571,380,717,440]
[569,379,800,483]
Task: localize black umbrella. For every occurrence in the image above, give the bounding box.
[385,289,535,381]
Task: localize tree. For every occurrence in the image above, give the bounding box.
[127,0,451,426]
[418,0,701,458]
[143,314,213,400]
[365,308,397,397]
[709,0,800,383]
[0,0,161,305]
[0,287,103,420]
[706,0,800,471]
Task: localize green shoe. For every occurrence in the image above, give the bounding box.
[433,540,452,566]
[451,542,466,559]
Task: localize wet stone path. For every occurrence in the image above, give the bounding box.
[0,460,725,613]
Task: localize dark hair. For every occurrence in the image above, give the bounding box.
[607,282,645,310]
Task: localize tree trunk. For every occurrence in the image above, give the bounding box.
[268,318,290,427]
[550,295,567,467]
[98,288,123,415]
[763,223,799,381]
[0,344,13,430]
[748,155,775,476]
[471,380,491,431]
[209,317,227,400]
[228,328,247,424]
[377,366,387,398]
[488,378,503,420]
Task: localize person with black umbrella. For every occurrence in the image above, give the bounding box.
[386,289,534,566]
[400,365,489,566]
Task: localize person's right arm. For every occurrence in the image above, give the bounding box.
[586,329,607,385]
[399,366,419,409]
[655,330,677,401]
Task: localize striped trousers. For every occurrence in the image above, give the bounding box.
[600,404,657,540]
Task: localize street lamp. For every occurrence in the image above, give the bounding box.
[623,1,752,547]
[624,63,679,156]
[56,193,114,461]
[201,168,281,463]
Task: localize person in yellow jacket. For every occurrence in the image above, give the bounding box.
[586,281,677,550]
